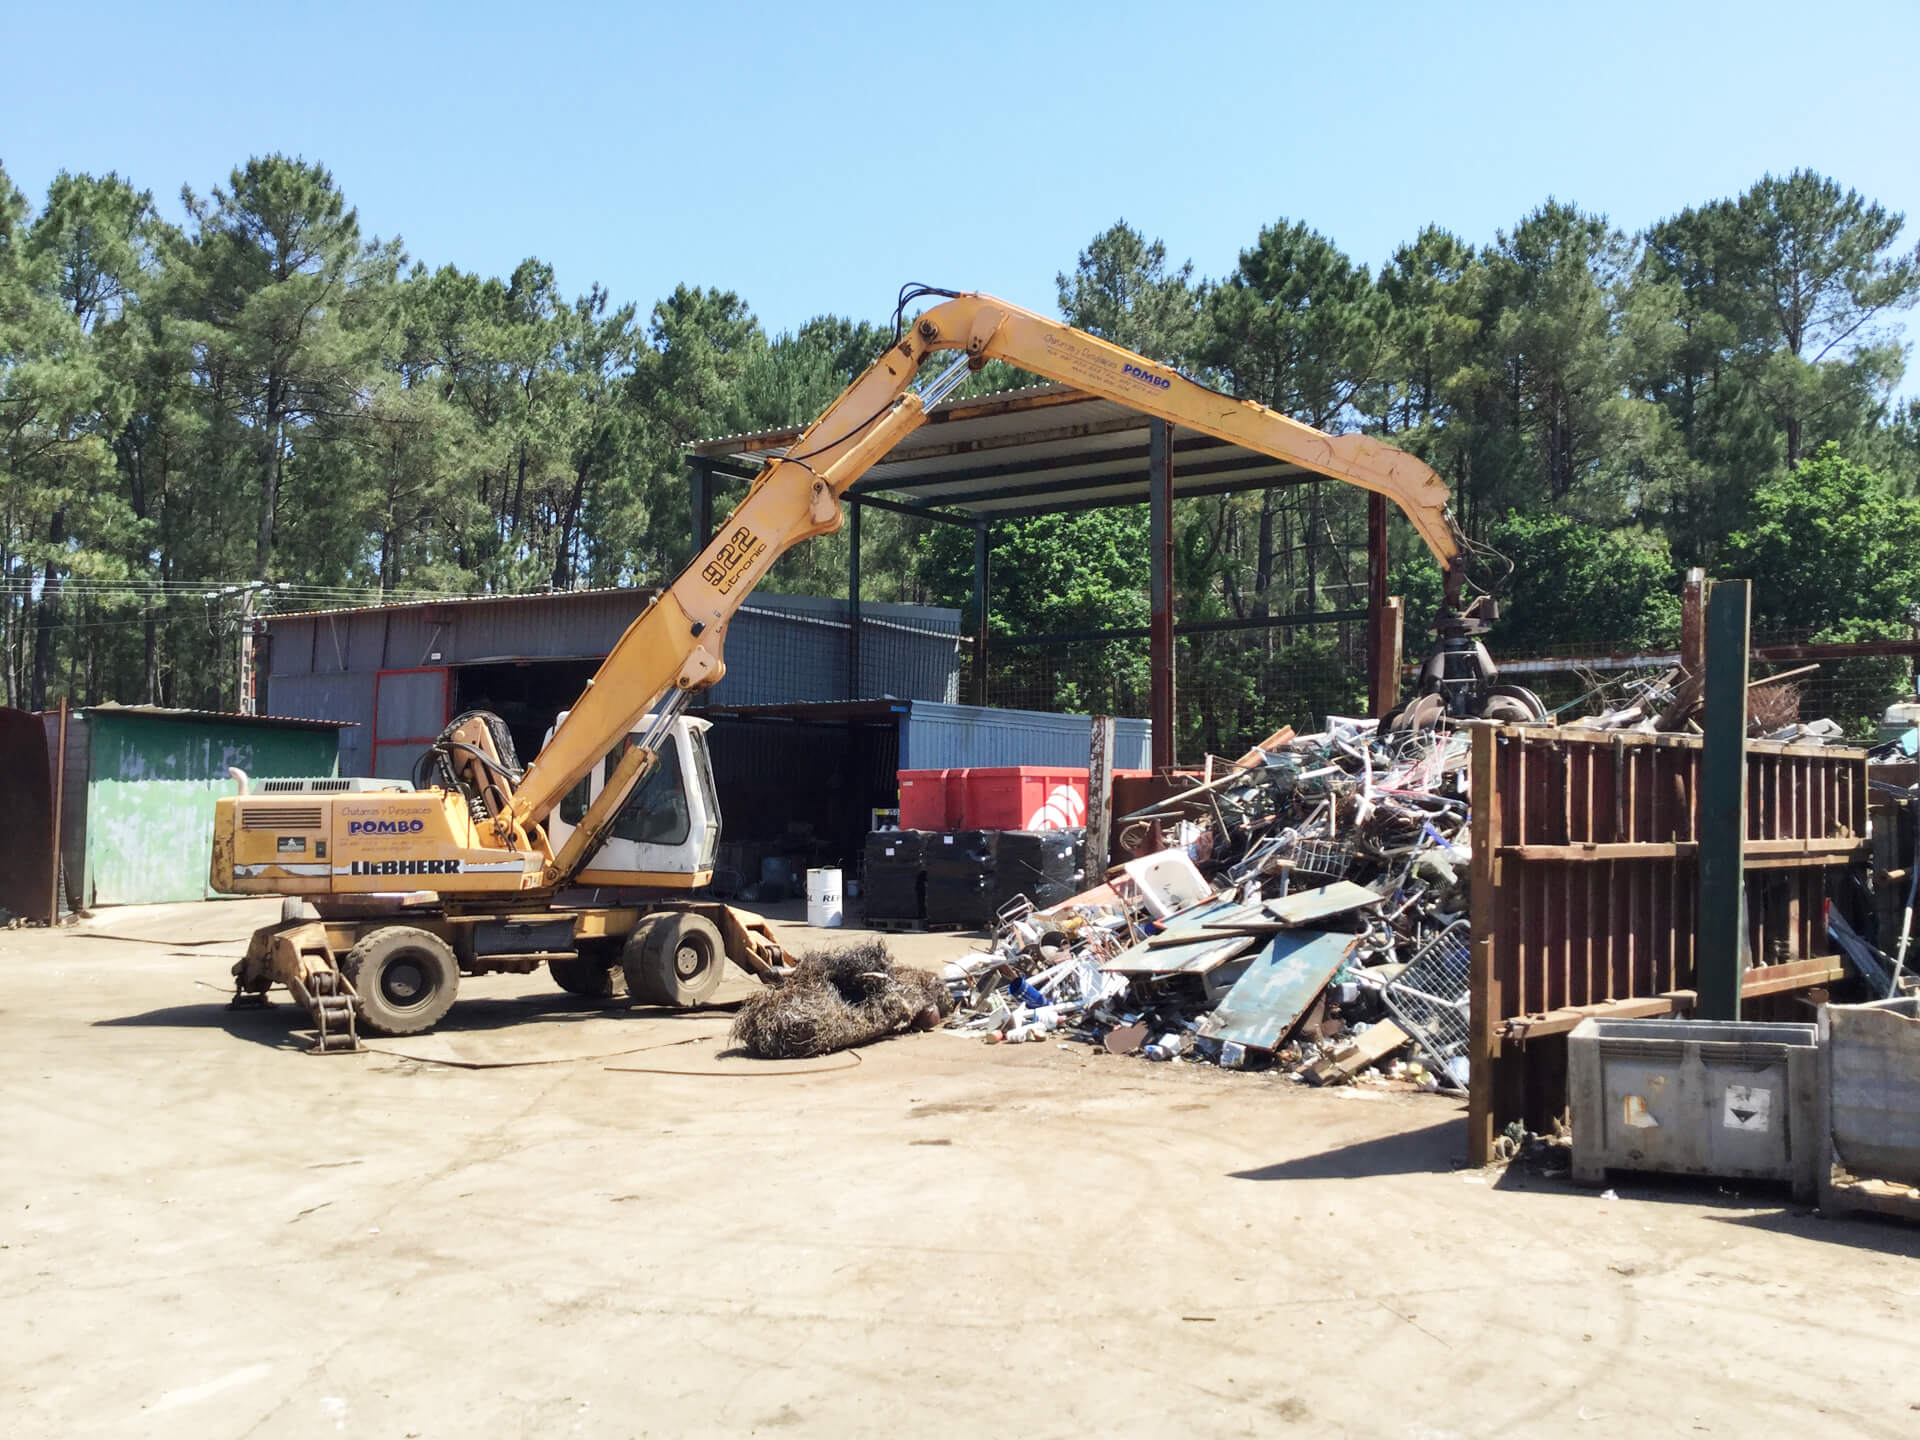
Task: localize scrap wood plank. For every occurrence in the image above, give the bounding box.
[1102,898,1258,975]
[1740,955,1846,998]
[1199,929,1357,1050]
[1262,881,1381,927]
[1499,993,1693,1043]
[1306,1019,1409,1085]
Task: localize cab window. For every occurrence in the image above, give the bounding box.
[557,736,690,847]
[610,739,689,846]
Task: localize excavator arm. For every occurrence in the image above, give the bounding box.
[506,292,1471,886]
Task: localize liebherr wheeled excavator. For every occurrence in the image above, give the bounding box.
[213,287,1534,1051]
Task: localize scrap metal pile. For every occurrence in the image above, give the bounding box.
[941,719,1477,1090]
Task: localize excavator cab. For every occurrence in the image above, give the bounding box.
[542,712,722,891]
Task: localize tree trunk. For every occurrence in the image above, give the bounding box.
[1253,491,1275,621]
[31,506,68,710]
[1304,485,1320,635]
[257,383,285,581]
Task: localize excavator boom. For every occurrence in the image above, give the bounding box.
[508,292,1468,885]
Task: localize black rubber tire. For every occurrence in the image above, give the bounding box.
[1479,694,1539,724]
[623,912,727,1008]
[549,953,614,998]
[344,926,459,1036]
[1483,682,1550,723]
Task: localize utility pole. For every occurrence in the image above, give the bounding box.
[213,580,286,715]
[238,585,257,715]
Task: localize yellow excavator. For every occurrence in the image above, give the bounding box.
[214,288,1533,1051]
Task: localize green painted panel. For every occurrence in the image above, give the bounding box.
[87,777,241,904]
[86,714,338,785]
[81,715,341,905]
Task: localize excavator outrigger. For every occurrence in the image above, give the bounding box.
[213,288,1535,1051]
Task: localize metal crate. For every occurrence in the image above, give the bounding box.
[1380,920,1471,1086]
[1570,1018,1819,1198]
[1287,838,1354,883]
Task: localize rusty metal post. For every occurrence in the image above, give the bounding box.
[1698,580,1751,1021]
[1086,715,1116,877]
[970,521,990,706]
[1148,419,1176,770]
[846,498,862,701]
[1467,721,1500,1166]
[1367,494,1396,716]
[1680,567,1707,679]
[49,696,68,924]
[1370,599,1404,719]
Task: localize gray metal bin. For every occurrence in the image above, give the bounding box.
[1570,1018,1820,1199]
[1816,997,1920,1221]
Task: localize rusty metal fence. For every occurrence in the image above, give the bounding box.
[1467,723,1869,1163]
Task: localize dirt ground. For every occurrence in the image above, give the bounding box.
[3,899,1918,1439]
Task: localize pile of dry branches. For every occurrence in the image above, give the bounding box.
[730,940,953,1059]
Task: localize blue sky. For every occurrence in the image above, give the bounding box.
[6,1,1919,347]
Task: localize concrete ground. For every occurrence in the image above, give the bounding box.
[4,900,1918,1439]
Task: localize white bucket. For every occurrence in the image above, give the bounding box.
[806,868,844,928]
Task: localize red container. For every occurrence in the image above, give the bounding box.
[949,767,1089,831]
[897,769,952,831]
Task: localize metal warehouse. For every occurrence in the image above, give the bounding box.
[259,588,968,780]
[698,698,1150,881]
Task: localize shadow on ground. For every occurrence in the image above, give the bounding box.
[1230,1116,1463,1180]
[1712,1204,1920,1255]
[94,989,743,1050]
[1490,1156,1920,1254]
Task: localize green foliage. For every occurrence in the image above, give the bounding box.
[917,510,1149,638]
[5,151,1920,748]
[1201,219,1384,427]
[1721,446,1920,635]
[1485,511,1680,653]
[1056,220,1201,364]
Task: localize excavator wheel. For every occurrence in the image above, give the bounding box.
[343,926,460,1036]
[549,939,624,1000]
[623,912,728,1008]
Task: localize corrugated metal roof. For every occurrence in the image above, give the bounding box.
[76,703,357,730]
[688,382,1315,521]
[263,583,661,623]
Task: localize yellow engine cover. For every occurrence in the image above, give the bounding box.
[212,791,543,895]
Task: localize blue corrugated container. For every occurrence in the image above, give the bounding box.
[901,701,1151,771]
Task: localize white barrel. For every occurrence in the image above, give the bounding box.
[806,868,844,928]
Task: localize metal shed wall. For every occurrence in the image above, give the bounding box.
[263,592,961,778]
[901,702,1151,771]
[76,714,342,906]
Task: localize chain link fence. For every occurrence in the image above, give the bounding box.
[967,622,1919,759]
[1491,630,1919,742]
[968,618,1373,761]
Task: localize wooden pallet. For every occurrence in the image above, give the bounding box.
[862,915,974,934]
[1822,1171,1920,1225]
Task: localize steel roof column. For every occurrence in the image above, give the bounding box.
[1697,579,1751,1020]
[1366,494,1402,716]
[970,521,990,706]
[847,498,863,701]
[1148,420,1176,770]
[687,455,715,555]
